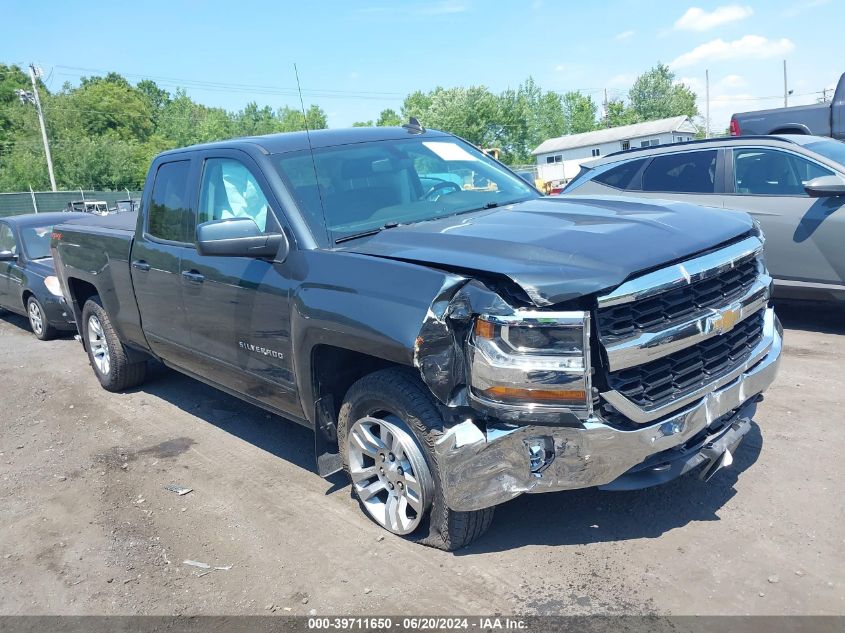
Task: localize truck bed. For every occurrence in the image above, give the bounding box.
[733,72,844,139]
[52,211,146,352]
[734,101,831,136]
[58,210,138,233]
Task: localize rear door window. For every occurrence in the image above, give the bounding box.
[147,160,192,242]
[593,158,649,190]
[641,150,718,194]
[733,148,834,196]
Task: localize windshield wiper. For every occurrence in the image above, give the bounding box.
[334,222,399,245]
[452,197,533,216]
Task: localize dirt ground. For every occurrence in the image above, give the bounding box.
[0,300,843,616]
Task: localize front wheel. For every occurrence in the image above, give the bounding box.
[27,296,57,341]
[81,297,147,392]
[338,368,494,550]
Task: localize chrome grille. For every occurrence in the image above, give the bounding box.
[595,235,770,425]
[604,309,765,410]
[597,255,759,337]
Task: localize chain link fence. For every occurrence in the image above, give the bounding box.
[0,190,142,218]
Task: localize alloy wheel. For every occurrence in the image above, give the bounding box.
[87,315,111,376]
[28,301,43,336]
[347,415,434,535]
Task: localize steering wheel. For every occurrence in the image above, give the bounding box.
[423,180,462,201]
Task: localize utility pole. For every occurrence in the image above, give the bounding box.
[783,59,788,108]
[603,88,609,128]
[28,64,57,192]
[705,69,711,139]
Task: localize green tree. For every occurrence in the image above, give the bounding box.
[627,63,698,122]
[136,79,171,127]
[234,102,278,136]
[276,105,328,131]
[55,136,141,190]
[562,91,597,134]
[0,64,32,151]
[376,108,402,127]
[402,86,502,149]
[605,99,637,127]
[63,74,155,142]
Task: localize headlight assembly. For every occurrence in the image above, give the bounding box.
[469,311,592,415]
[44,275,64,297]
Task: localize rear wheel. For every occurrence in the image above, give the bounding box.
[27,297,56,341]
[81,297,147,391]
[338,368,494,550]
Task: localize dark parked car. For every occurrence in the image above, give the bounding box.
[563,134,845,301]
[0,212,86,339]
[731,72,844,139]
[53,126,781,548]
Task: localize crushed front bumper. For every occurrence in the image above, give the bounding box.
[435,309,782,512]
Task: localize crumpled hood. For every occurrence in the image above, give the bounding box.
[339,195,754,306]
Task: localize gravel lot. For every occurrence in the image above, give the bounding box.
[0,300,843,616]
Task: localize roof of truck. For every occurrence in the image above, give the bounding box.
[157,126,453,159]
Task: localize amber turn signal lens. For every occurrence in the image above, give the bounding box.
[482,386,586,403]
[474,319,495,340]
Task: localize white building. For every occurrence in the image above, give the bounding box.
[532,116,698,183]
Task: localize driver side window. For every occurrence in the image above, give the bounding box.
[0,224,16,254]
[198,158,274,233]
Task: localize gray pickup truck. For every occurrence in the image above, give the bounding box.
[731,72,844,138]
[52,125,782,549]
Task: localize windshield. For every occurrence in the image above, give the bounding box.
[20,225,54,259]
[805,140,845,169]
[273,136,538,241]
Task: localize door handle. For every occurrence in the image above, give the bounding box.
[131,260,150,272]
[181,270,204,283]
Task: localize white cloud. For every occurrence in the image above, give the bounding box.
[674,5,753,31]
[614,29,635,41]
[670,35,795,69]
[417,1,469,15]
[607,72,637,88]
[718,74,746,89]
[675,74,745,98]
[354,1,469,18]
[782,0,829,18]
[678,76,705,94]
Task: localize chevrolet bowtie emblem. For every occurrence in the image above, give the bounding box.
[712,307,741,333]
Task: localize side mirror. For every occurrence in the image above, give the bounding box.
[804,175,845,197]
[0,250,16,261]
[196,217,289,260]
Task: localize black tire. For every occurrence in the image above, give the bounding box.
[26,296,57,341]
[338,367,494,551]
[81,296,147,392]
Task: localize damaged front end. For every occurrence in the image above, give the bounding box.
[412,235,783,512]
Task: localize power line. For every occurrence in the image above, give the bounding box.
[53,65,404,99]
